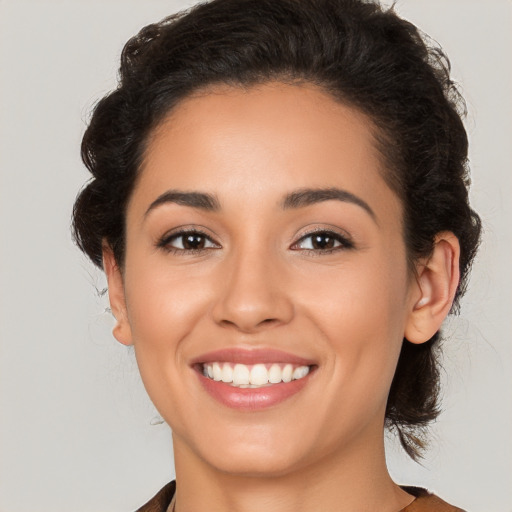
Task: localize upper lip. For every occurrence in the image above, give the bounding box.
[191,348,316,366]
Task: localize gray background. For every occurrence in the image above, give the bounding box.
[0,1,511,511]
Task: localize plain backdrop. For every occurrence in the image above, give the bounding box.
[0,1,511,511]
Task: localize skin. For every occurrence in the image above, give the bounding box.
[104,82,460,512]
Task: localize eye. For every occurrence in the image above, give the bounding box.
[292,230,353,252]
[158,230,220,253]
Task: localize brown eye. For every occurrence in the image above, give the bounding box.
[293,230,353,252]
[181,233,207,250]
[310,233,336,250]
[159,230,219,252]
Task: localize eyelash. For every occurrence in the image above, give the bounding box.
[157,228,354,255]
[157,228,219,255]
[291,229,354,254]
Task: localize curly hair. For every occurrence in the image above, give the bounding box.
[72,0,481,459]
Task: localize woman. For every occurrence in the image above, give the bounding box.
[72,0,481,510]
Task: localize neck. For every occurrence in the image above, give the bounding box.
[171,427,414,512]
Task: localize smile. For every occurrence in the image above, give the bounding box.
[202,362,311,388]
[193,349,317,410]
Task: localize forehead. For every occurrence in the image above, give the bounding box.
[132,82,400,222]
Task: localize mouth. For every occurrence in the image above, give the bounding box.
[192,349,317,410]
[198,362,312,388]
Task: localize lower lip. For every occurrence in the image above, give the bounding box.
[197,370,313,411]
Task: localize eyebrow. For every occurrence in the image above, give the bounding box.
[145,190,221,217]
[144,186,376,222]
[282,187,376,222]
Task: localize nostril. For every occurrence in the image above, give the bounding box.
[218,316,278,331]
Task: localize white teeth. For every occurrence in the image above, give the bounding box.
[268,364,282,384]
[282,364,293,383]
[202,362,311,387]
[250,364,269,386]
[221,363,233,383]
[292,366,309,380]
[212,362,222,381]
[232,364,250,386]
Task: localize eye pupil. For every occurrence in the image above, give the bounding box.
[183,234,205,250]
[312,234,335,249]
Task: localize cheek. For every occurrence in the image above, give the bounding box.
[121,255,217,391]
[298,251,408,336]
[298,269,408,449]
[125,265,214,345]
[295,254,410,392]
[122,262,220,427]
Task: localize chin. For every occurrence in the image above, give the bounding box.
[206,446,307,478]
[179,422,314,478]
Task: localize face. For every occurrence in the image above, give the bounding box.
[110,82,423,477]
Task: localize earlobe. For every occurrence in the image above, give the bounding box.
[405,232,460,344]
[102,245,133,346]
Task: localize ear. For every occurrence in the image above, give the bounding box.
[404,232,460,344]
[102,244,133,346]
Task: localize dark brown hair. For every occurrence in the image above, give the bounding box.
[72,0,481,459]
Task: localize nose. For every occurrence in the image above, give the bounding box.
[211,247,294,333]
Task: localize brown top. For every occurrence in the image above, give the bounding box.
[135,481,466,512]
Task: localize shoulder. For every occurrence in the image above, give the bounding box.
[135,481,176,512]
[401,486,466,512]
